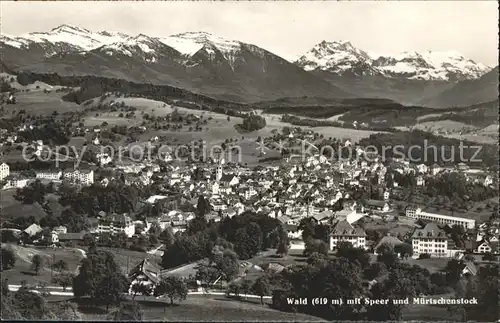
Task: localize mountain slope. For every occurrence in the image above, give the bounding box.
[1,26,351,103]
[296,40,491,81]
[419,66,499,108]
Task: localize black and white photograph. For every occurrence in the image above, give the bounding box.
[0,1,498,321]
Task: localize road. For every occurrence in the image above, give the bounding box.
[7,285,272,300]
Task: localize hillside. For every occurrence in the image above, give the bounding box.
[419,66,499,108]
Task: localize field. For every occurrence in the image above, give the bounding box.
[1,243,85,286]
[402,257,449,273]
[1,88,83,117]
[0,189,48,222]
[88,247,155,275]
[54,295,325,321]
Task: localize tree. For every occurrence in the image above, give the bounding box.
[52,273,74,291]
[196,195,209,217]
[240,278,252,300]
[159,228,175,247]
[31,255,45,275]
[107,301,144,321]
[377,249,399,269]
[482,252,497,262]
[226,282,241,298]
[394,243,413,259]
[304,239,328,257]
[154,276,188,305]
[72,249,128,310]
[1,230,19,243]
[251,277,270,305]
[298,217,316,242]
[50,301,82,321]
[336,242,371,270]
[130,282,153,300]
[234,223,262,259]
[52,259,68,272]
[1,247,16,270]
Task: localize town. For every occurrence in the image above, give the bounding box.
[1,116,498,320]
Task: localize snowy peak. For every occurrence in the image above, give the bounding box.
[159,31,242,57]
[50,24,91,34]
[296,40,491,81]
[296,40,378,76]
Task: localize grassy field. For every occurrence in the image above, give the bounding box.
[1,90,83,117]
[95,247,157,275]
[402,257,449,273]
[72,295,325,321]
[0,189,48,222]
[1,243,85,285]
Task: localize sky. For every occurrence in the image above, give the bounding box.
[1,1,498,65]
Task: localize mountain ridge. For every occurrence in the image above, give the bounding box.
[1,25,351,103]
[295,40,491,81]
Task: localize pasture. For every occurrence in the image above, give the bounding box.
[2,90,83,117]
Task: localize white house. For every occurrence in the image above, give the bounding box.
[4,175,29,189]
[0,162,10,180]
[329,220,367,250]
[36,170,62,181]
[64,169,94,186]
[410,223,448,258]
[97,213,135,237]
[405,206,475,230]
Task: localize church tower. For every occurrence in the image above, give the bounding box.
[216,165,222,181]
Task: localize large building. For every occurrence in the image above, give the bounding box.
[0,163,10,180]
[63,169,94,186]
[329,220,367,250]
[128,258,161,296]
[97,213,135,237]
[405,206,475,230]
[410,223,448,258]
[36,170,62,180]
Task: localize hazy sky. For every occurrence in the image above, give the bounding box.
[1,1,498,65]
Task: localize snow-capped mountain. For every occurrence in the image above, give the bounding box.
[296,40,491,81]
[1,25,349,102]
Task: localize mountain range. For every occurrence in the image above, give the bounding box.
[1,25,497,106]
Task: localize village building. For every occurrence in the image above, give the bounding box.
[405,206,476,229]
[97,213,135,237]
[329,220,367,250]
[410,223,448,258]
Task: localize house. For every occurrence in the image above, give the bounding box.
[475,240,492,254]
[53,226,67,234]
[3,175,29,189]
[364,199,390,212]
[430,164,442,176]
[410,223,448,258]
[284,223,302,240]
[405,206,475,230]
[128,258,161,295]
[63,169,94,186]
[373,235,403,254]
[329,220,367,250]
[97,213,135,237]
[24,223,43,237]
[312,210,333,224]
[0,162,10,180]
[47,231,59,244]
[459,261,478,276]
[57,232,85,243]
[36,170,62,180]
